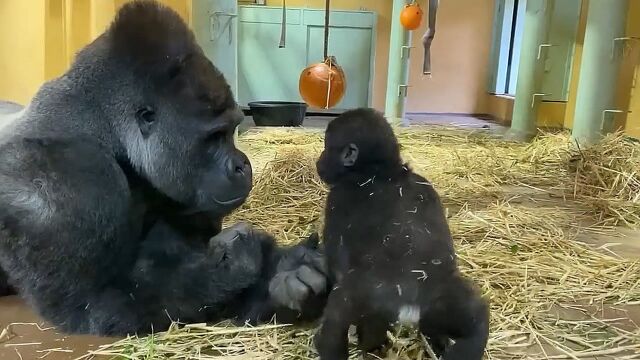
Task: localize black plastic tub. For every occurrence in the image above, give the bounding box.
[248,101,308,127]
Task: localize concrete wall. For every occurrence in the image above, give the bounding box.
[0,2,46,104]
[0,0,191,105]
[0,0,502,116]
[1,0,638,138]
[405,0,496,115]
[268,0,497,115]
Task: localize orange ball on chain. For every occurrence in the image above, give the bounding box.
[400,2,423,31]
[299,57,346,109]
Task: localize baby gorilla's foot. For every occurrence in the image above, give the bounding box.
[356,318,390,353]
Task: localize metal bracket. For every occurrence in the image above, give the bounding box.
[210,11,238,44]
[601,109,624,132]
[398,84,411,97]
[401,46,414,59]
[531,93,548,108]
[537,44,554,60]
[612,37,640,59]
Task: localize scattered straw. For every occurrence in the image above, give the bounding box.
[79,127,640,359]
[570,132,640,227]
[226,147,327,243]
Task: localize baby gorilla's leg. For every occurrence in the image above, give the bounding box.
[418,275,489,360]
[356,316,390,353]
[314,287,353,360]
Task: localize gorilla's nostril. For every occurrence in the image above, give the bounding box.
[227,156,250,179]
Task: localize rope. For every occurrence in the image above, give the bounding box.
[325,59,332,109]
[323,0,332,108]
[279,0,287,48]
[422,0,439,75]
[323,0,330,59]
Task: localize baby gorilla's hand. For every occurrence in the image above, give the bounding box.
[209,222,265,277]
[268,233,329,312]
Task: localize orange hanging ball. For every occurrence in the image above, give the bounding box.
[299,57,346,109]
[400,2,423,30]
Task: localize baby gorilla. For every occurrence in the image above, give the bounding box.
[314,108,489,360]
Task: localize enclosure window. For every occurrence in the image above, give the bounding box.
[488,0,581,101]
[489,0,527,96]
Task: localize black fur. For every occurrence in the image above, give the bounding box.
[314,108,489,360]
[0,267,14,296]
[0,0,327,335]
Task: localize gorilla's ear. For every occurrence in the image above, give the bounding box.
[108,0,196,71]
[340,143,359,167]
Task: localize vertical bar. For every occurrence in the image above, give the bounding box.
[571,0,629,145]
[384,0,412,125]
[505,0,554,142]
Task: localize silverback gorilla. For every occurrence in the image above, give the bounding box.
[0,0,328,335]
[314,109,489,359]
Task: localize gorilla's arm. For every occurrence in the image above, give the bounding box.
[0,267,14,296]
[133,184,330,327]
[129,221,270,328]
[0,138,267,335]
[135,218,329,327]
[230,232,330,325]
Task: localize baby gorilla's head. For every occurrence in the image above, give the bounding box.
[316,108,402,185]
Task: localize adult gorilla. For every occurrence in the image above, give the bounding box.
[0,1,328,335]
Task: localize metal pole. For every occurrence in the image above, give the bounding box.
[384,0,412,125]
[571,0,629,145]
[505,0,554,142]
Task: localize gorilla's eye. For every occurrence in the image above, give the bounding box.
[136,107,156,124]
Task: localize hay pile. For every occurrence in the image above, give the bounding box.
[79,127,640,360]
[569,133,640,227]
[226,147,327,242]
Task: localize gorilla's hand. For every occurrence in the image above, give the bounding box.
[209,222,270,277]
[268,233,329,312]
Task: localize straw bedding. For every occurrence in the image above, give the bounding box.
[77,127,640,359]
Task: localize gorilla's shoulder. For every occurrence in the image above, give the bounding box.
[0,136,120,174]
[0,136,130,218]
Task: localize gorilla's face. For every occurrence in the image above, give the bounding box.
[124,53,252,216]
[316,130,355,185]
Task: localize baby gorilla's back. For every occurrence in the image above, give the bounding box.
[314,108,488,360]
[316,173,488,360]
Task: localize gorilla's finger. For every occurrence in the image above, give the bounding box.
[285,274,310,310]
[288,245,309,262]
[210,222,252,246]
[225,221,252,236]
[269,272,305,311]
[268,272,291,307]
[295,265,326,295]
[304,233,320,249]
[303,250,329,276]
